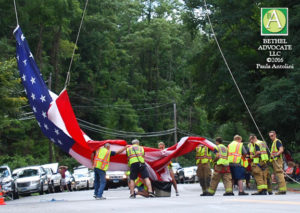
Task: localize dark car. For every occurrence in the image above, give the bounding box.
[171,163,185,183]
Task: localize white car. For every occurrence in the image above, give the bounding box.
[73,173,90,190]
[183,166,198,183]
[13,166,49,195]
[42,163,63,193]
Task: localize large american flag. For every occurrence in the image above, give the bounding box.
[14,25,216,181]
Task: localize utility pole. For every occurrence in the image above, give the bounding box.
[173,102,177,145]
[48,73,54,163]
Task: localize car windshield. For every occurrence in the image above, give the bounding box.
[0,168,9,178]
[45,168,51,175]
[18,169,39,178]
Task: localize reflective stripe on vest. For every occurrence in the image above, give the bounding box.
[216,144,229,166]
[127,145,145,165]
[94,147,111,171]
[271,139,282,161]
[228,141,243,164]
[257,140,269,162]
[196,146,212,164]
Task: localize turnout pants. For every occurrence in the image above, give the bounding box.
[208,165,232,194]
[251,163,267,192]
[272,158,287,192]
[267,166,273,193]
[197,163,211,193]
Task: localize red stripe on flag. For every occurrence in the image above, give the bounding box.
[55,89,91,151]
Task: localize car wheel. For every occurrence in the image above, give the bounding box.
[39,183,44,195]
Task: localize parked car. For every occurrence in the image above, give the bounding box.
[0,165,19,199]
[73,173,90,190]
[171,162,184,183]
[182,166,198,183]
[42,163,63,193]
[12,166,49,195]
[105,171,127,189]
[73,165,94,189]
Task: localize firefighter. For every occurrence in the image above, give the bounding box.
[204,137,233,196]
[248,134,268,195]
[195,143,212,196]
[269,131,287,195]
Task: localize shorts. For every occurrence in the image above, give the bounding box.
[230,165,245,180]
[61,178,67,186]
[130,162,149,180]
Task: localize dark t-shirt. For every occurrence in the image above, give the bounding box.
[276,140,282,149]
[111,151,116,156]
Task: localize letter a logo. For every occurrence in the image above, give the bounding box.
[261,8,288,36]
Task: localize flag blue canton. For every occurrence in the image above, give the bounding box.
[14,26,74,153]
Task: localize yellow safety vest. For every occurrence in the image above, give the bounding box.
[127,145,145,165]
[228,141,243,164]
[93,147,111,171]
[216,144,229,166]
[196,145,212,164]
[135,176,148,191]
[257,140,269,162]
[248,143,260,164]
[271,139,283,161]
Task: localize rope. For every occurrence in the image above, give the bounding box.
[13,0,19,26]
[203,0,300,185]
[64,0,89,88]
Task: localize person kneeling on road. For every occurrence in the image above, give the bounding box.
[203,137,234,196]
[127,139,155,198]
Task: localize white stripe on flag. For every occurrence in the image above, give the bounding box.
[69,148,93,168]
[48,94,71,138]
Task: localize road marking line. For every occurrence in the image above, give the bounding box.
[227,199,300,205]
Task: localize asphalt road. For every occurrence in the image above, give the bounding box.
[2,184,300,213]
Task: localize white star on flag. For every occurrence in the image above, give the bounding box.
[23,59,27,66]
[58,140,62,145]
[42,111,47,118]
[37,122,41,127]
[54,129,60,135]
[29,52,34,58]
[44,124,49,130]
[40,95,46,103]
[30,77,36,84]
[32,106,37,113]
[16,55,19,61]
[22,74,26,81]
[31,93,36,100]
[24,89,27,94]
[21,34,25,41]
[50,138,55,143]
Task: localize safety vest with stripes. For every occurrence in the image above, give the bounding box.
[271,139,283,161]
[248,143,260,164]
[228,141,243,164]
[257,140,269,162]
[216,144,229,166]
[127,145,145,165]
[94,147,111,171]
[196,145,212,164]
